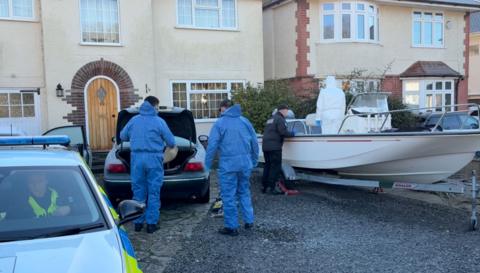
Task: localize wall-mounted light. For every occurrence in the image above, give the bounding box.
[56,84,64,97]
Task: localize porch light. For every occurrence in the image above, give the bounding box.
[56,84,64,97]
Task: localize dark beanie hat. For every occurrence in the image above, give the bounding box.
[277,104,289,111]
[220,99,234,109]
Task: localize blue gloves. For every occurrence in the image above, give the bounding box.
[315,120,322,127]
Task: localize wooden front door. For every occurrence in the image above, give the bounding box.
[87,78,118,151]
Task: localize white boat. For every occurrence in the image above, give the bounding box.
[259,92,480,184]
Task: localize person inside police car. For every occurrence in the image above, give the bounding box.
[25,173,71,218]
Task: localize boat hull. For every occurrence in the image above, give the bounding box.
[259,132,480,184]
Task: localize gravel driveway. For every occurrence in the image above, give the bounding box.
[162,171,480,273]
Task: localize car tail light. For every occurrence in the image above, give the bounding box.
[107,163,127,173]
[184,162,204,172]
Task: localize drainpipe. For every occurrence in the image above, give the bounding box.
[38,0,49,131]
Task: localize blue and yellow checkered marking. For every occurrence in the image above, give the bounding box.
[98,185,142,273]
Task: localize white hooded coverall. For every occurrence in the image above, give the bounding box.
[316,76,346,134]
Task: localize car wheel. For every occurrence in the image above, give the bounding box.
[197,185,210,203]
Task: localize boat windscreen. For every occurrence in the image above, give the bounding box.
[349,93,389,113]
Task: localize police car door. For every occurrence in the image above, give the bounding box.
[43,125,92,167]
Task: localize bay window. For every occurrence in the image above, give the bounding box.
[80,0,120,44]
[0,0,33,20]
[177,0,237,29]
[403,79,454,112]
[171,80,245,120]
[412,11,444,47]
[321,1,378,42]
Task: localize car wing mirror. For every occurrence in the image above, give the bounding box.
[117,200,145,226]
[198,135,208,149]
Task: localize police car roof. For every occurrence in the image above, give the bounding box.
[0,147,82,167]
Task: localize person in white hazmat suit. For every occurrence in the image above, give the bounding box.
[315,76,346,134]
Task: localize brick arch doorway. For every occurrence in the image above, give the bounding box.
[85,76,120,151]
[64,59,141,151]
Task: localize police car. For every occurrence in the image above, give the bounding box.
[0,135,144,273]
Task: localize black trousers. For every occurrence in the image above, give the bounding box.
[262,150,282,189]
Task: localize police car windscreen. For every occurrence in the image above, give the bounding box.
[0,166,107,242]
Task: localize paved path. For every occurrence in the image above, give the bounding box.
[121,173,219,273]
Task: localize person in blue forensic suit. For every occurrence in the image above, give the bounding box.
[120,96,175,234]
[205,99,259,236]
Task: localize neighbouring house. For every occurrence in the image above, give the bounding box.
[0,0,264,150]
[263,0,479,112]
[469,11,480,103]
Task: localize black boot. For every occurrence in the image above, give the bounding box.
[134,223,143,232]
[147,224,158,234]
[218,227,239,236]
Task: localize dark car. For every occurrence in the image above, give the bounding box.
[421,112,479,131]
[103,107,210,204]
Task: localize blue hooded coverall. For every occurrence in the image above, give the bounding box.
[205,104,259,229]
[120,101,175,225]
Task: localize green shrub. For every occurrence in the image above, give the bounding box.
[387,96,418,129]
[232,81,316,133]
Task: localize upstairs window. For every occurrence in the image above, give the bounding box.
[0,0,34,20]
[177,0,237,29]
[321,2,378,43]
[412,11,444,47]
[80,0,120,44]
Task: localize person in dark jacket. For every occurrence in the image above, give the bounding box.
[205,101,259,236]
[262,104,295,194]
[120,96,176,234]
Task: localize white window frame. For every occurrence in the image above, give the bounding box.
[170,80,246,122]
[0,0,35,21]
[79,0,122,46]
[176,0,239,31]
[0,88,41,135]
[319,1,379,43]
[402,79,455,112]
[412,11,444,48]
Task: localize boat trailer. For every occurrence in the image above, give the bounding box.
[282,164,479,231]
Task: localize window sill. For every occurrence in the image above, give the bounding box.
[194,118,218,123]
[411,45,445,49]
[0,17,37,23]
[175,25,240,32]
[79,42,123,47]
[316,40,382,46]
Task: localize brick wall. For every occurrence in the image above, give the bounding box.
[458,12,470,105]
[63,58,141,126]
[381,75,402,98]
[289,76,319,98]
[295,0,310,78]
[291,0,319,96]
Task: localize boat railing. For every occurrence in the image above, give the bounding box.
[337,103,480,134]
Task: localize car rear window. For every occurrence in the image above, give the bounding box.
[0,166,106,241]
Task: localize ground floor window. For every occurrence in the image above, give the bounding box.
[0,89,40,135]
[171,80,245,120]
[0,91,36,118]
[337,79,380,93]
[402,79,455,112]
